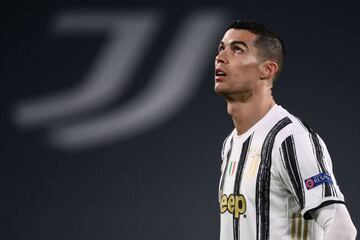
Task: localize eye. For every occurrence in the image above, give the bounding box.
[232,45,243,52]
[218,45,225,52]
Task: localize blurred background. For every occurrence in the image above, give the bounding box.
[2,0,360,239]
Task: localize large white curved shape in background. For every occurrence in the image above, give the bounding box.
[14,11,161,126]
[13,10,227,150]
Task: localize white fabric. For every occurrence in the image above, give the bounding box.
[219,104,346,240]
[275,131,344,218]
[311,204,357,240]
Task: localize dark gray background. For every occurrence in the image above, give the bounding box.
[2,0,359,239]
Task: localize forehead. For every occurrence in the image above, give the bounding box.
[220,29,257,46]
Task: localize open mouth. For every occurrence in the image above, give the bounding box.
[215,69,227,77]
[215,70,226,76]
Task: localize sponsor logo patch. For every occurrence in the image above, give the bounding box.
[219,194,246,219]
[305,172,333,190]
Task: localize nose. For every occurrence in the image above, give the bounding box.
[215,50,228,64]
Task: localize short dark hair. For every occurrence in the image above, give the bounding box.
[227,20,285,80]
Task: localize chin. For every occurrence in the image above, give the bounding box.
[214,84,222,94]
[214,82,224,91]
[214,86,228,96]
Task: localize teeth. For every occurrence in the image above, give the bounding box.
[216,71,225,76]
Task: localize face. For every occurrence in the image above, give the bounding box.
[214,29,262,96]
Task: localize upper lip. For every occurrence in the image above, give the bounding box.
[215,67,227,77]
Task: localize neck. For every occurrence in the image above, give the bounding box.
[226,88,275,135]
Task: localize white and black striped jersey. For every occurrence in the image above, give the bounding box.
[219,104,345,240]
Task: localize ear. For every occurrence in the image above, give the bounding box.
[259,61,278,80]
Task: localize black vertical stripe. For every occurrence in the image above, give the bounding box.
[298,120,335,197]
[221,134,231,162]
[256,117,292,240]
[233,134,253,240]
[307,132,325,196]
[310,133,332,197]
[281,135,305,209]
[307,133,323,173]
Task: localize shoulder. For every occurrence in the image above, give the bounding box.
[272,106,321,151]
[221,129,237,161]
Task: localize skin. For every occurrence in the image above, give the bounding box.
[214,29,279,135]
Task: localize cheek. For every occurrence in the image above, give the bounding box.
[230,55,259,73]
[232,63,260,79]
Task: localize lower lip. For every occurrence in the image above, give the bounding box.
[215,76,226,82]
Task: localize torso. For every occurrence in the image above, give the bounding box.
[219,105,344,240]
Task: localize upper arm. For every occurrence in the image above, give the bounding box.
[275,132,345,219]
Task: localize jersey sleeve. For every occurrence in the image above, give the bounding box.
[276,132,345,219]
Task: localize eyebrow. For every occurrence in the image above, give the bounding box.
[219,40,249,49]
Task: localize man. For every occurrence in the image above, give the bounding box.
[215,20,357,240]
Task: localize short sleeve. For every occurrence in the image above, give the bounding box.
[276,132,345,219]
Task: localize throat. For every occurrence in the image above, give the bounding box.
[227,98,275,135]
